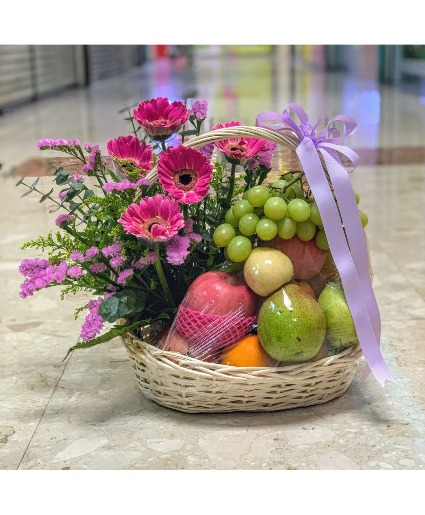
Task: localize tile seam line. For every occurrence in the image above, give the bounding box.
[16,354,72,470]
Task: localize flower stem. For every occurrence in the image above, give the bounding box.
[218,162,237,223]
[154,245,175,307]
[160,140,167,152]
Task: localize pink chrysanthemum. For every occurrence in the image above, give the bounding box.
[132,97,189,140]
[157,146,213,204]
[212,121,273,165]
[118,194,184,242]
[106,135,153,173]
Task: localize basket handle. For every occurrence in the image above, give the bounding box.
[145,125,300,184]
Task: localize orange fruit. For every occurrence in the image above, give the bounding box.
[220,335,278,367]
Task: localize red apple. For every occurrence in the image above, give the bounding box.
[269,235,326,280]
[182,271,257,317]
[158,326,190,355]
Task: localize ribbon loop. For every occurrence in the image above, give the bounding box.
[256,103,394,386]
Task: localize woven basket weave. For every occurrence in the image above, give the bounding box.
[122,329,362,413]
[123,125,364,413]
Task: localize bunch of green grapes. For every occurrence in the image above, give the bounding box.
[213,179,368,262]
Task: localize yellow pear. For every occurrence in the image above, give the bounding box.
[243,247,294,297]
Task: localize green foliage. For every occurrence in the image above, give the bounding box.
[99,290,146,323]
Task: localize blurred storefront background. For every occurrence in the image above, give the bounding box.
[2,45,425,114]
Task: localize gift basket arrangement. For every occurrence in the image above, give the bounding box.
[18,97,393,413]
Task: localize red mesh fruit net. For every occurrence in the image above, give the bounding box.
[175,305,257,361]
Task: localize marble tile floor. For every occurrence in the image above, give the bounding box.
[1,159,424,470]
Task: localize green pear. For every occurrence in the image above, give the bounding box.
[318,283,358,349]
[257,284,326,361]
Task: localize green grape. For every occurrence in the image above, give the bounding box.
[224,209,239,228]
[254,207,264,218]
[242,190,249,200]
[359,209,368,227]
[256,218,278,241]
[355,192,360,204]
[287,198,311,222]
[315,229,329,250]
[239,213,260,236]
[277,217,297,240]
[232,199,254,220]
[246,185,271,207]
[309,203,323,227]
[263,197,288,220]
[296,220,316,241]
[213,223,236,247]
[226,236,252,262]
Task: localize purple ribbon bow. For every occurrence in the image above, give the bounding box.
[257,103,394,386]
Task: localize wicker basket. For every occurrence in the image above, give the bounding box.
[122,329,363,413]
[123,125,364,413]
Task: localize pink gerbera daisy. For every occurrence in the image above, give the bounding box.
[212,121,273,165]
[157,146,213,204]
[106,135,153,174]
[118,195,185,242]
[132,97,189,140]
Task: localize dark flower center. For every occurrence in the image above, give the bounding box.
[173,168,198,192]
[141,216,167,236]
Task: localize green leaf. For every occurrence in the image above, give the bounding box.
[69,202,80,213]
[54,168,71,185]
[62,319,147,360]
[40,188,54,203]
[30,177,40,189]
[21,188,35,197]
[83,189,95,199]
[99,290,146,323]
[70,182,85,192]
[179,129,197,136]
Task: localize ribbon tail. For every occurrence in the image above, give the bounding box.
[296,138,395,386]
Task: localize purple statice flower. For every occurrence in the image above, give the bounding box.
[110,255,126,268]
[183,217,202,244]
[19,258,49,277]
[198,142,214,160]
[133,251,158,269]
[166,235,190,265]
[80,299,104,341]
[106,284,117,293]
[117,268,134,284]
[19,260,68,298]
[189,100,208,120]
[89,263,107,273]
[82,144,101,174]
[184,218,195,233]
[67,266,84,278]
[188,232,202,244]
[84,143,93,152]
[72,174,85,182]
[85,246,99,259]
[37,138,80,150]
[55,213,74,226]
[102,177,150,193]
[58,190,67,201]
[70,251,85,262]
[101,242,122,258]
